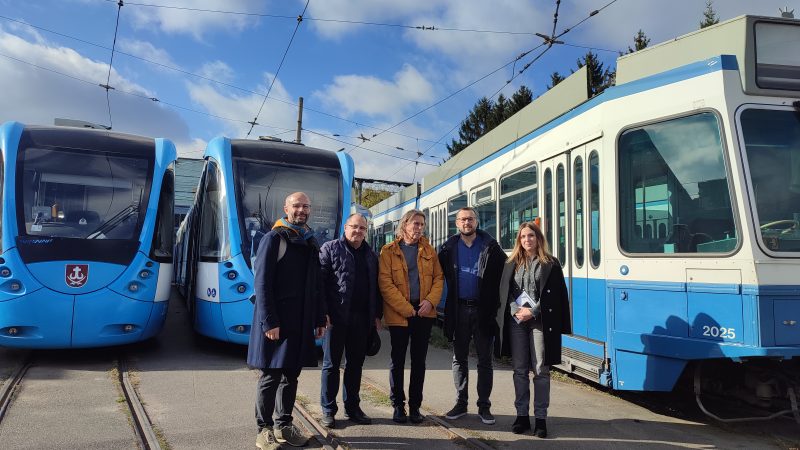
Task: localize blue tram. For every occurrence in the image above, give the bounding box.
[0,121,177,348]
[174,137,354,344]
[370,15,800,414]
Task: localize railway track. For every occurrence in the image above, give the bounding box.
[0,351,161,450]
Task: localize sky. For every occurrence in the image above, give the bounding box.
[0,0,796,184]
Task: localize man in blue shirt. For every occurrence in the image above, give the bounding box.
[438,207,506,425]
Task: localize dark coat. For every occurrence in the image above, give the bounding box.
[496,259,571,365]
[319,236,382,327]
[438,229,506,341]
[247,229,326,370]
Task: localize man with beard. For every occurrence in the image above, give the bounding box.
[249,192,327,450]
[438,207,506,425]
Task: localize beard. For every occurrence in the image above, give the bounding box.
[460,229,475,236]
[289,214,308,225]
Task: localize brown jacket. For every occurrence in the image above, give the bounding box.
[379,236,444,326]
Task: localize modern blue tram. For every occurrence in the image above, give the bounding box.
[174,137,354,344]
[0,121,177,348]
[370,15,800,415]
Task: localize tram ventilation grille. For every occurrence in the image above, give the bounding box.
[572,365,600,382]
[562,347,603,368]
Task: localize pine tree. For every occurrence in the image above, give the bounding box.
[575,51,613,97]
[547,72,565,90]
[627,29,651,54]
[700,0,719,29]
[446,85,533,157]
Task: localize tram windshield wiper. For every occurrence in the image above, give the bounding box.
[86,203,139,239]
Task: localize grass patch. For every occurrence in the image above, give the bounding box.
[360,383,391,407]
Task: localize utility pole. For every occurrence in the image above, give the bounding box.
[295,96,304,144]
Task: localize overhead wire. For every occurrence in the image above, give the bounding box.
[246,0,309,138]
[102,0,125,130]
[303,128,438,166]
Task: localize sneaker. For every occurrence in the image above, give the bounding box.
[478,407,495,425]
[409,407,424,424]
[274,425,309,447]
[392,405,408,423]
[320,413,335,428]
[345,408,372,425]
[256,428,282,450]
[533,418,547,438]
[445,403,467,420]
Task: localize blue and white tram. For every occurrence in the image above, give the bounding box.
[0,121,177,348]
[371,15,800,408]
[174,137,354,344]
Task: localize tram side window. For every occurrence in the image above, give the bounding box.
[556,164,566,265]
[198,161,230,261]
[150,165,175,262]
[589,152,601,267]
[574,157,584,268]
[471,184,497,240]
[499,164,538,250]
[618,112,737,254]
[384,222,394,245]
[447,193,467,237]
[544,169,554,249]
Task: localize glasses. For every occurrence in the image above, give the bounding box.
[346,224,367,231]
[290,204,311,210]
[457,217,476,223]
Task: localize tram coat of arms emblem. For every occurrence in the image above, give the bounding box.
[65,264,89,288]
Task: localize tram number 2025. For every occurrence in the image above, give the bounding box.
[702,325,735,339]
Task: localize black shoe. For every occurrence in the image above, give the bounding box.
[392,405,408,423]
[478,407,495,425]
[511,415,530,434]
[409,407,424,424]
[444,402,467,420]
[533,418,547,438]
[345,408,372,425]
[320,413,335,428]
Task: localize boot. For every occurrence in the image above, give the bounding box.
[511,415,530,434]
[533,418,547,438]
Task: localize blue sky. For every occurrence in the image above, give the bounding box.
[0,0,796,182]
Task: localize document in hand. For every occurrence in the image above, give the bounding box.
[514,291,536,324]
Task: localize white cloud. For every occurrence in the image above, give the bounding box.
[118,38,178,68]
[197,60,236,84]
[127,0,263,40]
[186,71,297,140]
[0,26,193,150]
[313,64,434,120]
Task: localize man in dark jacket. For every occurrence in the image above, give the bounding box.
[248,192,326,450]
[438,207,506,425]
[318,213,382,428]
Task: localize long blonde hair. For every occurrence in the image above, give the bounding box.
[396,209,426,241]
[508,221,554,267]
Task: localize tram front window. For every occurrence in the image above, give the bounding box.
[19,147,150,240]
[233,159,341,266]
[741,107,800,253]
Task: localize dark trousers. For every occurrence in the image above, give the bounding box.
[389,316,434,409]
[320,311,370,415]
[509,319,550,418]
[452,304,494,408]
[255,367,302,431]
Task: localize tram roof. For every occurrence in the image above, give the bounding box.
[21,124,155,155]
[229,139,341,170]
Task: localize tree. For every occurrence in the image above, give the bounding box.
[547,72,565,90]
[360,188,392,209]
[627,29,651,54]
[700,0,719,29]
[575,50,614,97]
[446,85,533,157]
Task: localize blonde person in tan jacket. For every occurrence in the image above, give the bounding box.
[379,209,444,425]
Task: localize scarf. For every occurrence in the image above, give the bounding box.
[272,217,315,242]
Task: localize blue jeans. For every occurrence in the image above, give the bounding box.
[320,311,370,415]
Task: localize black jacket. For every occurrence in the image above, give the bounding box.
[438,229,506,341]
[319,236,382,327]
[497,259,571,364]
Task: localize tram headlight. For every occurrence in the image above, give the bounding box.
[236,325,245,333]
[139,270,151,279]
[8,327,18,336]
[0,268,10,277]
[9,282,20,291]
[227,271,237,280]
[123,324,134,332]
[128,282,139,292]
[237,284,247,294]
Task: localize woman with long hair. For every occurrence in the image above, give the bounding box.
[496,221,571,438]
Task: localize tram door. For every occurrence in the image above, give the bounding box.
[540,153,571,280]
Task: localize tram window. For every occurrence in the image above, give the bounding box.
[447,193,467,237]
[423,208,430,238]
[618,112,737,254]
[574,157,584,268]
[741,108,800,252]
[198,161,230,261]
[754,22,800,91]
[470,183,497,240]
[556,164,566,265]
[384,222,395,244]
[544,169,554,250]
[150,165,175,262]
[590,152,601,267]
[499,164,538,250]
